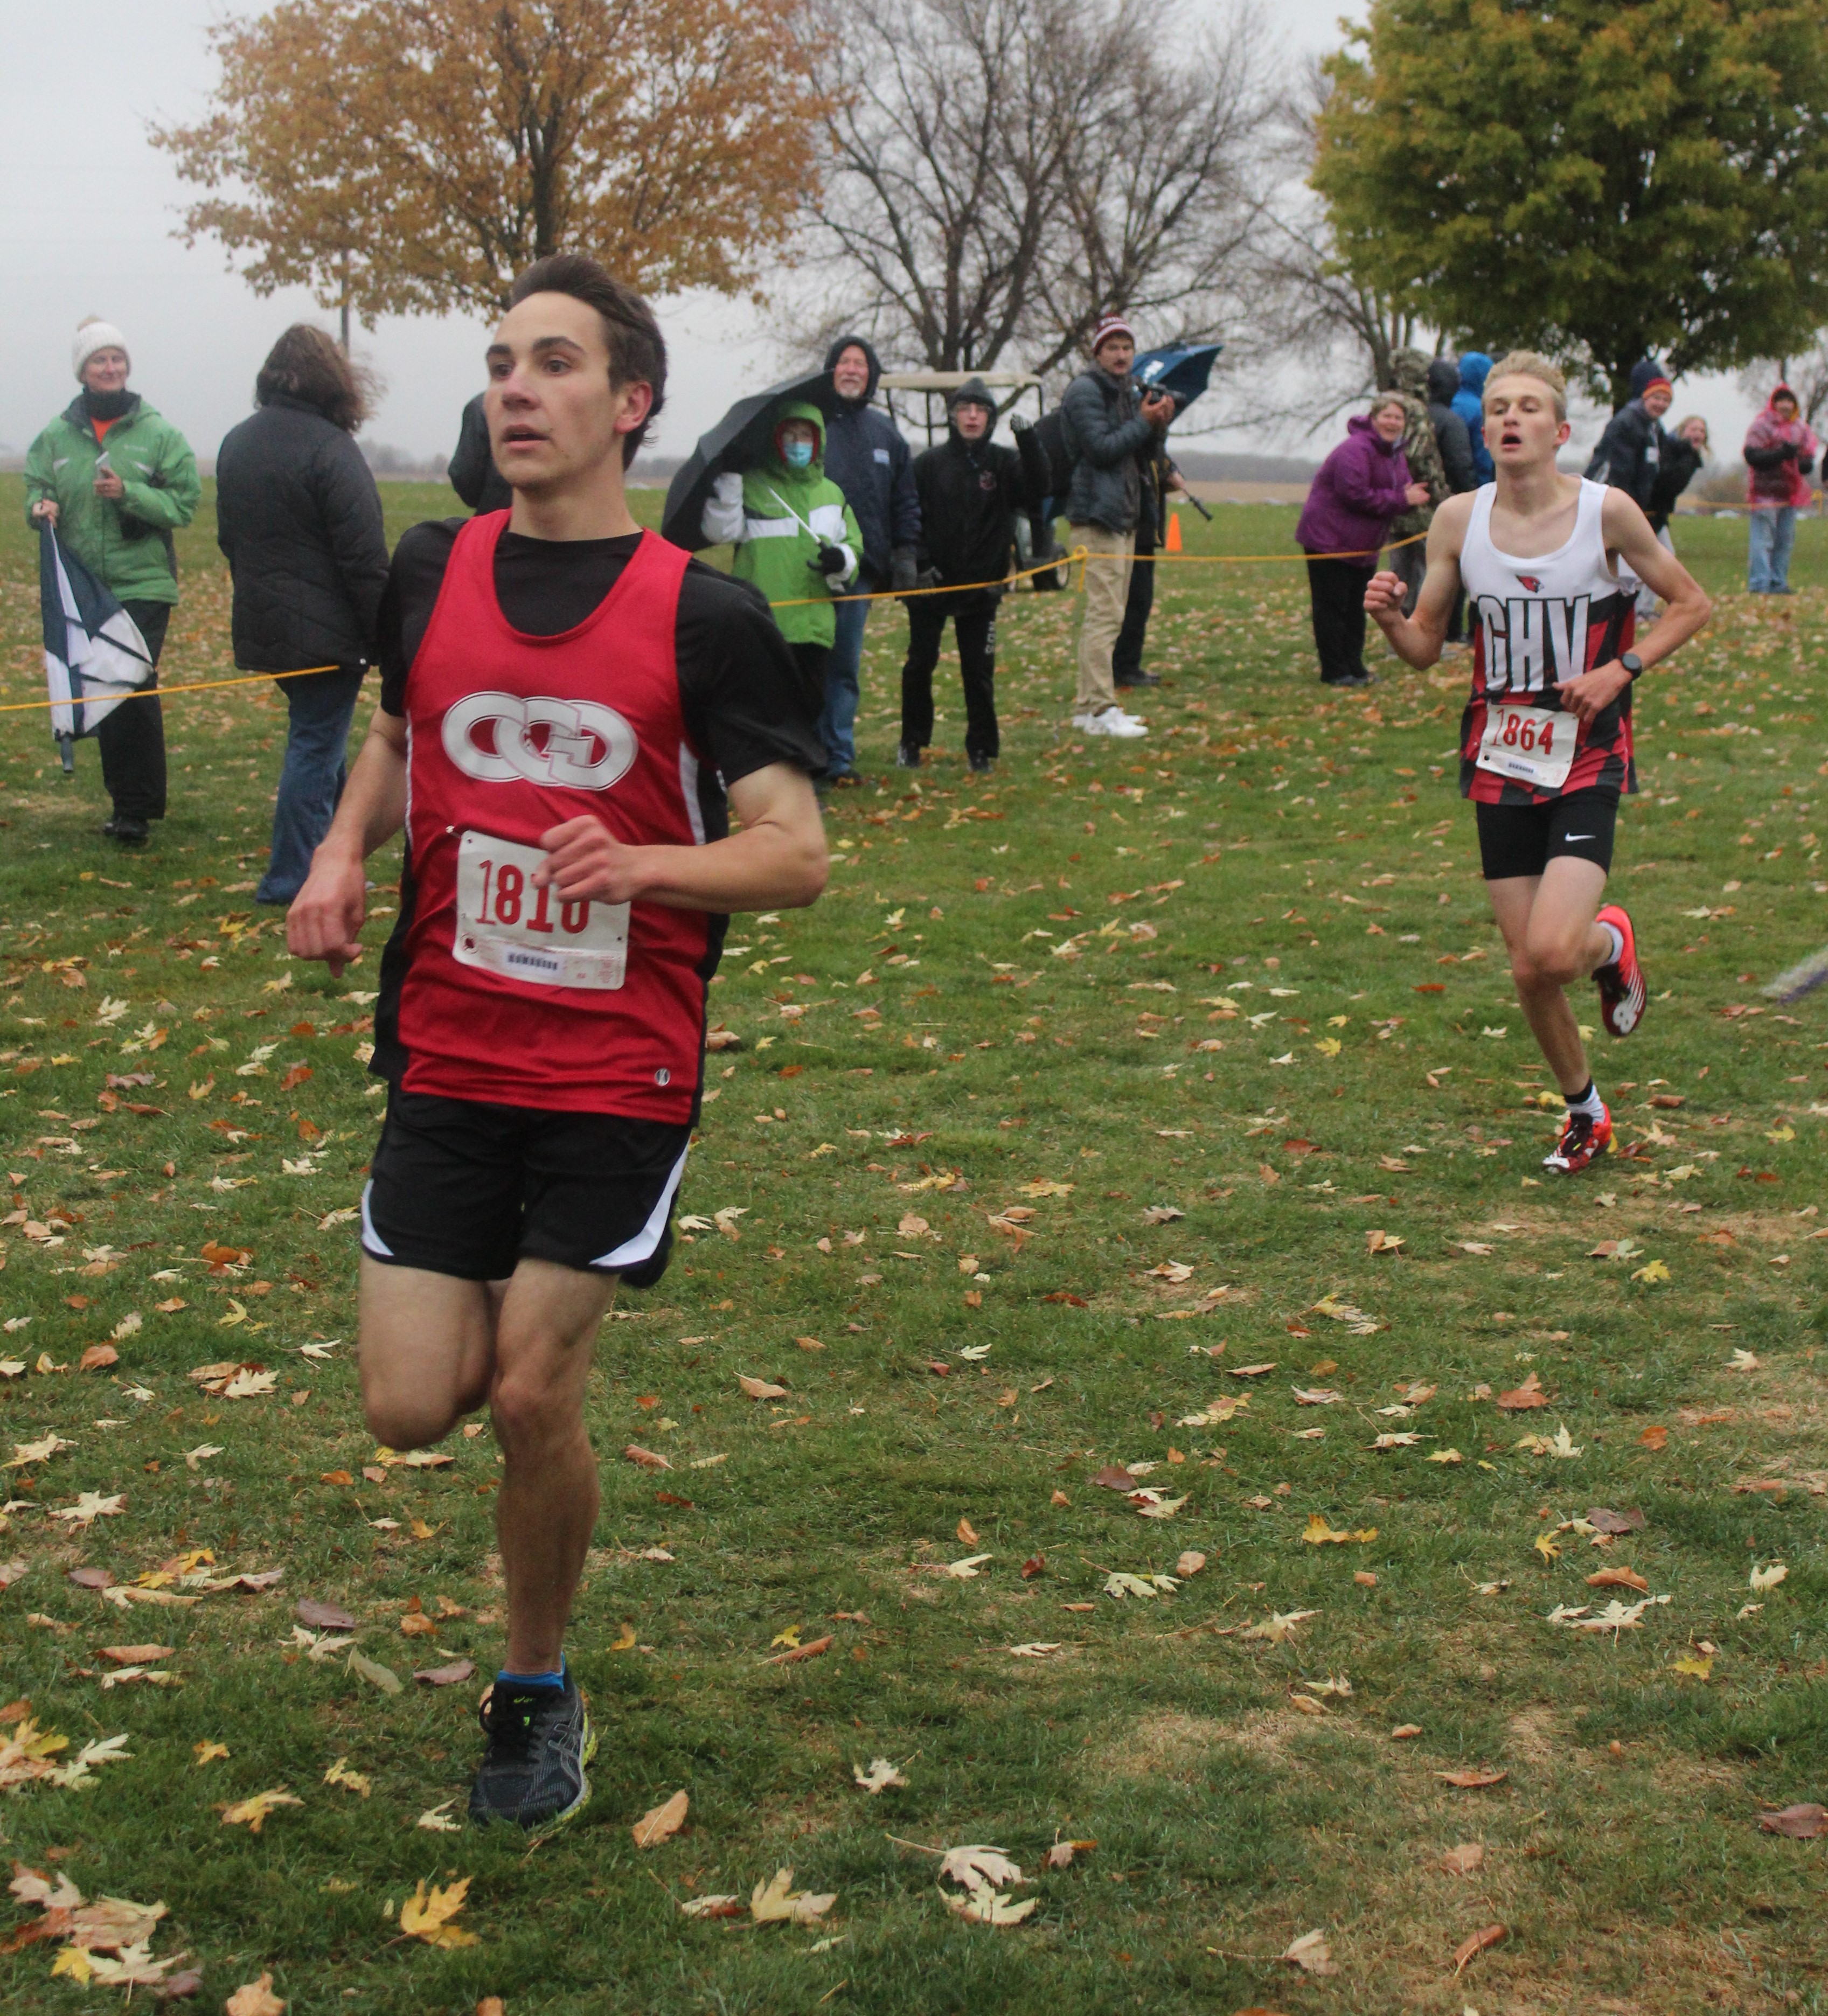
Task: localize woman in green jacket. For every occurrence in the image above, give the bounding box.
[700,401,860,767]
[25,318,200,846]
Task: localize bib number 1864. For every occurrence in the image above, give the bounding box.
[454,830,628,990]
[1476,702,1577,790]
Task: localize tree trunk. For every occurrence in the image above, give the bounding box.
[339,250,352,353]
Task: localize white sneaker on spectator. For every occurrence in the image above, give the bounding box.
[1074,706,1148,738]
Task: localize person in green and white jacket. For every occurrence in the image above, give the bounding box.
[25,318,200,846]
[701,400,860,776]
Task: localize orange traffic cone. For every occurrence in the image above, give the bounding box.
[1164,510,1183,552]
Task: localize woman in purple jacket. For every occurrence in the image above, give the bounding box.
[1296,396,1430,687]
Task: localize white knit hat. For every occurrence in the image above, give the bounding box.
[73,319,130,382]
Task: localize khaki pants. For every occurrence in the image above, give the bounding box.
[1071,522,1133,712]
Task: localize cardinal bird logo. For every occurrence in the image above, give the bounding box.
[1515,574,1542,592]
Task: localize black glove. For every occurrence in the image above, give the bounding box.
[1779,439,1800,461]
[809,543,847,580]
[890,547,918,594]
[916,565,943,591]
[1801,456,1817,477]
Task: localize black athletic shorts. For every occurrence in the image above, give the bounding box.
[1475,788,1619,881]
[360,1088,690,1285]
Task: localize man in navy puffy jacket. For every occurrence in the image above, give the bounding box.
[817,335,920,782]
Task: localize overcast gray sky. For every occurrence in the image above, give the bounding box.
[1,0,1767,473]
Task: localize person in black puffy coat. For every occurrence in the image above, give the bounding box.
[216,325,390,904]
[449,393,513,515]
[897,378,1047,771]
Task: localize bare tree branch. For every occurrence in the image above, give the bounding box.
[804,0,1277,381]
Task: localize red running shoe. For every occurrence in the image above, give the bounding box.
[1544,1102,1612,1174]
[1594,903,1645,1036]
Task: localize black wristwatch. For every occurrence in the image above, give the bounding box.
[1620,651,1644,681]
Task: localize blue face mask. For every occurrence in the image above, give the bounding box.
[783,439,814,470]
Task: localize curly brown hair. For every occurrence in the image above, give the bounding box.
[254,325,376,433]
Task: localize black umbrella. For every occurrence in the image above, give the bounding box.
[661,369,845,551]
[1132,343,1225,411]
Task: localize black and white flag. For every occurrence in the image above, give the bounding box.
[39,522,154,744]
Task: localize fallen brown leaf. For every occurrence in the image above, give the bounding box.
[1452,1923,1506,1975]
[414,1659,476,1687]
[1435,1769,1507,1789]
[1281,1928,1337,1976]
[1496,1372,1548,1411]
[296,1599,356,1631]
[1588,1566,1650,1593]
[1440,1841,1484,1875]
[1757,1803,1827,1839]
[762,1633,833,1666]
[632,1788,689,1848]
[225,1975,285,2016]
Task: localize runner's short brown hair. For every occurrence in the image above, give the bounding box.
[508,254,667,468]
[1484,351,1567,422]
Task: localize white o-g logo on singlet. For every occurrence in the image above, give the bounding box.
[442,692,638,790]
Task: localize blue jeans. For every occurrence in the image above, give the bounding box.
[256,667,366,905]
[1748,505,1797,592]
[819,587,872,776]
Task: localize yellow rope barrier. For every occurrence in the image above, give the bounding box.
[0,664,343,718]
[0,527,1428,715]
[770,527,1428,608]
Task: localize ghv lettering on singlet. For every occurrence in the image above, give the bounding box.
[1474,593,1592,692]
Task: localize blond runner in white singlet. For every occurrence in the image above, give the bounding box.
[1363,352,1711,1176]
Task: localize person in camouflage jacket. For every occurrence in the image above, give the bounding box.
[1382,347,1450,611]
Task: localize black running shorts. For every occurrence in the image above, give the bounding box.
[361,1088,691,1284]
[1475,788,1619,881]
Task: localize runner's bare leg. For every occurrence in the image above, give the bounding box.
[358,1255,613,1671]
[1486,857,1613,1094]
[358,1258,498,1448]
[488,1260,617,1672]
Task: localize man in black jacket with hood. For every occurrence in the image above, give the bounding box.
[898,379,1045,773]
[818,335,921,783]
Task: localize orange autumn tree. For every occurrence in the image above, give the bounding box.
[152,0,828,340]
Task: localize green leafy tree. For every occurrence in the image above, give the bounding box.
[1311,0,1828,408]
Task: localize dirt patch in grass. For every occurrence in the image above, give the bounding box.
[1094,1706,1302,1781]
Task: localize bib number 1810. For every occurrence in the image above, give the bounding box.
[472,857,592,937]
[454,830,629,990]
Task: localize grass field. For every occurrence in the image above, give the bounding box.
[0,474,1824,2015]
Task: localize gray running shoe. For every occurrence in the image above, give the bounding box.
[467,1674,597,1830]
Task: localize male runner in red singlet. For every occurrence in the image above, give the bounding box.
[287,255,828,1827]
[1365,352,1711,1173]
